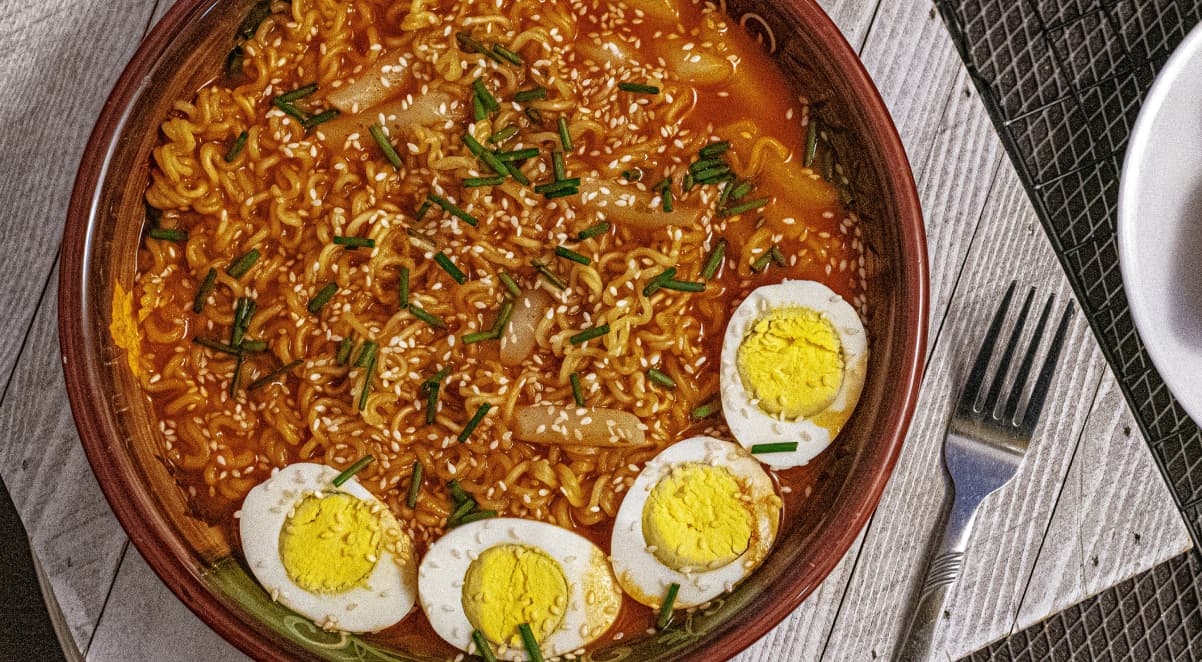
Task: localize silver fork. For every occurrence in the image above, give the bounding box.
[895,282,1074,661]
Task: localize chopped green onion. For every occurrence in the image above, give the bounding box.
[301,108,339,130]
[149,227,187,242]
[448,498,477,526]
[699,140,732,158]
[272,99,308,123]
[493,300,514,335]
[240,340,267,353]
[225,131,248,162]
[276,83,318,103]
[226,249,260,278]
[690,399,721,420]
[507,164,531,186]
[415,201,432,221]
[805,118,819,168]
[333,236,374,249]
[307,282,338,314]
[557,116,573,152]
[336,334,356,366]
[462,132,510,177]
[425,382,440,424]
[192,268,218,313]
[463,175,506,188]
[622,168,643,181]
[472,630,499,662]
[718,178,737,209]
[569,324,610,345]
[487,126,518,144]
[447,479,472,506]
[751,442,799,454]
[331,455,373,487]
[406,461,423,508]
[555,245,590,265]
[354,341,378,369]
[657,583,680,630]
[693,165,732,183]
[496,147,540,162]
[721,197,770,217]
[192,337,243,357]
[653,177,671,195]
[427,194,480,227]
[472,79,500,113]
[410,305,447,329]
[368,123,403,170]
[358,353,376,410]
[518,623,545,662]
[618,82,660,95]
[552,150,567,181]
[230,354,245,397]
[455,31,502,63]
[423,366,451,390]
[514,86,548,103]
[729,180,754,201]
[499,271,522,298]
[577,222,610,240]
[463,330,499,344]
[434,252,467,284]
[457,403,492,442]
[544,187,578,200]
[647,368,677,389]
[247,359,303,391]
[682,171,695,192]
[570,372,585,406]
[770,245,787,267]
[525,107,544,124]
[662,187,674,212]
[535,178,582,195]
[661,279,705,293]
[702,239,727,280]
[472,93,486,122]
[531,260,566,290]
[492,43,523,66]
[450,510,498,527]
[398,267,410,308]
[642,267,677,296]
[689,158,725,174]
[231,297,255,347]
[751,252,773,273]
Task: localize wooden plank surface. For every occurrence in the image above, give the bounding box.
[0,0,1189,660]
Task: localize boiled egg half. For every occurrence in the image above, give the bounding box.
[720,280,868,468]
[610,436,781,609]
[238,462,418,632]
[418,518,622,661]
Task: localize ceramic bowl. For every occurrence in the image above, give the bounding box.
[59,1,928,659]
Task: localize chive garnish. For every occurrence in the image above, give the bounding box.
[458,403,492,442]
[653,177,671,195]
[448,497,477,524]
[751,252,772,273]
[434,252,467,284]
[447,479,471,506]
[415,200,432,221]
[226,249,260,278]
[463,330,499,344]
[225,131,248,162]
[702,239,727,280]
[642,267,677,296]
[514,86,548,103]
[508,164,531,186]
[451,510,498,527]
[657,583,680,630]
[472,93,486,122]
[472,630,499,662]
[229,353,245,397]
[463,175,506,188]
[729,180,754,201]
[525,107,544,124]
[661,279,705,293]
[518,623,544,662]
[498,271,522,298]
[358,353,376,411]
[276,83,318,103]
[406,461,423,508]
[487,126,518,144]
[336,334,356,366]
[472,79,500,113]
[700,140,732,158]
[425,382,440,424]
[752,442,799,454]
[192,337,244,357]
[578,222,610,240]
[554,245,590,265]
[693,165,731,183]
[682,171,695,192]
[424,366,451,390]
[544,187,578,200]
[662,187,674,212]
[570,372,585,406]
[455,31,502,63]
[427,194,480,226]
[496,147,540,162]
[618,82,660,95]
[354,341,378,368]
[492,43,523,66]
[398,267,410,308]
[718,178,737,209]
[770,245,787,267]
[690,399,721,420]
[192,268,218,313]
[272,99,308,123]
[557,116,573,152]
[493,300,514,335]
[330,455,373,487]
[647,369,677,389]
[410,305,447,329]
[535,178,581,195]
[531,259,566,290]
[303,283,335,314]
[569,324,610,345]
[231,297,256,347]
[368,123,404,170]
[805,119,819,168]
[241,340,268,353]
[148,228,187,242]
[689,158,725,174]
[463,132,509,177]
[552,150,566,181]
[622,168,643,182]
[333,236,375,249]
[301,108,339,130]
[247,359,303,391]
[721,197,770,217]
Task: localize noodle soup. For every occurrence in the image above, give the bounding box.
[128,0,867,655]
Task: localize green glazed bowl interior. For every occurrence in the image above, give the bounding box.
[59,0,928,659]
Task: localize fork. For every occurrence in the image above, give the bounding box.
[895,282,1074,662]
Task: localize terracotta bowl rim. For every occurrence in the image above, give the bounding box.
[58,1,928,659]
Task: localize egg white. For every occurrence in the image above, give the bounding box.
[720,280,868,469]
[418,518,622,661]
[609,436,780,609]
[238,462,418,633]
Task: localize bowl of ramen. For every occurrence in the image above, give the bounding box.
[60,0,926,659]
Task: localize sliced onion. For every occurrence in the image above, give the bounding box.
[326,52,410,114]
[513,405,648,448]
[317,92,460,149]
[500,289,553,366]
[578,178,703,230]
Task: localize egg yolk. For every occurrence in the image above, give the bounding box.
[278,493,382,594]
[737,306,844,419]
[462,544,568,647]
[641,464,752,571]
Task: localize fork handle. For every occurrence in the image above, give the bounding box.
[895,493,982,662]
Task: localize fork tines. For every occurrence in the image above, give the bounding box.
[957,281,1074,430]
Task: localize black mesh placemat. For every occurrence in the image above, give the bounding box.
[931,0,1202,546]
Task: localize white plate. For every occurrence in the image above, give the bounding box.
[1120,23,1202,426]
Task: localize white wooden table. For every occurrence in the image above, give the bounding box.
[0,0,1192,660]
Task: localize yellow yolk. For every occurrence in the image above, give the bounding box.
[641,464,753,570]
[278,493,382,594]
[462,545,569,647]
[736,306,844,419]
